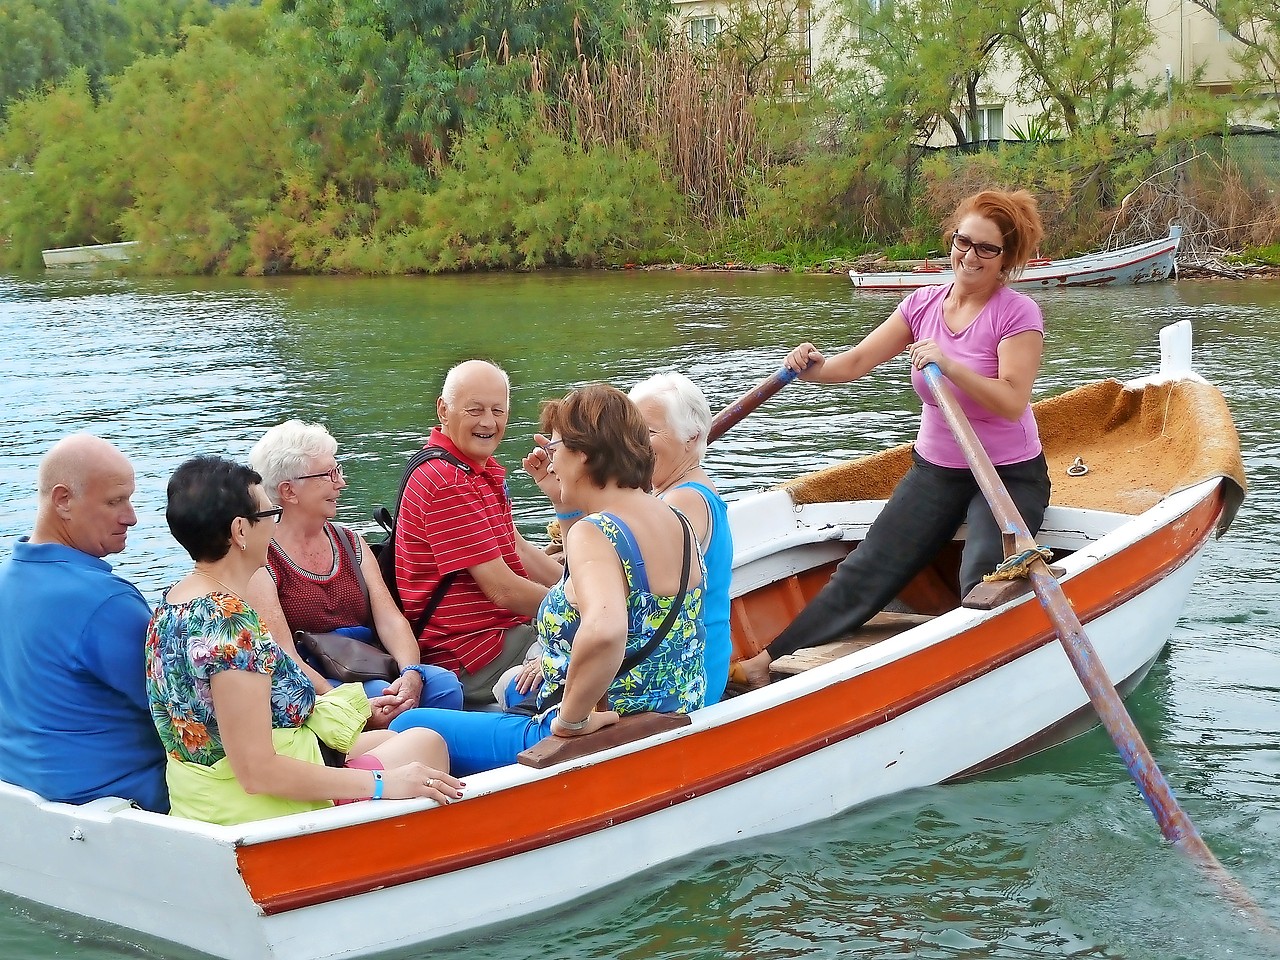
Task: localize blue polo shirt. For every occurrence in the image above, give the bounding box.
[0,539,168,813]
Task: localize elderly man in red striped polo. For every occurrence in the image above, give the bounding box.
[393,360,563,708]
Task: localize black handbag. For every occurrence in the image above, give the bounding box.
[294,525,399,684]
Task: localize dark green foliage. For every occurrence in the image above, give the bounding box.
[2,0,1274,275]
[0,0,217,116]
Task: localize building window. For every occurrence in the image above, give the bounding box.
[688,16,718,46]
[966,105,1004,141]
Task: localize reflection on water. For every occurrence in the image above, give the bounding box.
[1,271,1278,960]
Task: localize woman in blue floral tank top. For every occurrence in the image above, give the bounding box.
[390,384,706,776]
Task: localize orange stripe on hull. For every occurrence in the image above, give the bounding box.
[236,489,1224,914]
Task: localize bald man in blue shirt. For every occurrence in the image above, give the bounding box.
[0,434,167,813]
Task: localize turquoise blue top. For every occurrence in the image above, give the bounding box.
[674,481,733,705]
[534,511,706,714]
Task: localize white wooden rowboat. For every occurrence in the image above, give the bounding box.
[40,241,138,269]
[849,225,1182,289]
[0,320,1243,959]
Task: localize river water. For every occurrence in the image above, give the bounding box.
[0,270,1277,960]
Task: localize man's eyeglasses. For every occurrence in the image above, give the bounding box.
[250,507,284,524]
[294,464,344,484]
[949,232,1004,260]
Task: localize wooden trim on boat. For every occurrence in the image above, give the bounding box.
[234,487,1225,915]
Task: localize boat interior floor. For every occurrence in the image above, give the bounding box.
[767,611,937,677]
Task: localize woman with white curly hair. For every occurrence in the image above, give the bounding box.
[245,420,462,727]
[629,373,733,705]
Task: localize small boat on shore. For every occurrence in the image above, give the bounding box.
[0,320,1244,959]
[849,225,1182,289]
[40,241,138,269]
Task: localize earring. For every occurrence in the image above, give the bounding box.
[239,541,246,552]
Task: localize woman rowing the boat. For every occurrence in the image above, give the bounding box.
[146,455,462,824]
[244,420,462,724]
[737,188,1051,687]
[389,384,706,775]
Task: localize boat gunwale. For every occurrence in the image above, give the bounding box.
[228,478,1226,914]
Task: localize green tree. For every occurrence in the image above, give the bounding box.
[713,0,814,95]
[0,70,128,268]
[100,0,218,76]
[0,0,108,113]
[109,15,295,272]
[837,0,1007,147]
[1188,0,1280,122]
[1003,0,1162,133]
[274,0,671,165]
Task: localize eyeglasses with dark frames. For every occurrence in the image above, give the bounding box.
[949,232,1004,260]
[294,464,345,484]
[250,506,284,524]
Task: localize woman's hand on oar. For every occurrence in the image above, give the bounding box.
[708,358,814,445]
[920,361,1275,934]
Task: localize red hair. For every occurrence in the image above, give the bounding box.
[947,189,1045,278]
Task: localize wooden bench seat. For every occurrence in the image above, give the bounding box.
[768,611,935,677]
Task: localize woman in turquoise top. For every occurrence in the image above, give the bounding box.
[629,372,733,705]
[391,384,706,776]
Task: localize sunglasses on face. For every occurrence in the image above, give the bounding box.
[949,232,1004,259]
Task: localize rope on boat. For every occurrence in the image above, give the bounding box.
[982,545,1054,582]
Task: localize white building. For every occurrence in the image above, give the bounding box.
[669,0,1260,141]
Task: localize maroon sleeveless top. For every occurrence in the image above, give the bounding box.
[267,523,370,633]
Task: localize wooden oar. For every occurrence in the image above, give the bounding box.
[920,361,1273,929]
[708,365,802,444]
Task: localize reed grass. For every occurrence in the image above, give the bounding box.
[532,42,764,227]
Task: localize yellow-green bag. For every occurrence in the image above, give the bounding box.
[166,683,371,825]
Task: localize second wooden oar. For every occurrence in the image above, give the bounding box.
[920,361,1272,929]
[708,365,802,444]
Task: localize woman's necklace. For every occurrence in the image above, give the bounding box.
[192,568,241,598]
[656,464,699,497]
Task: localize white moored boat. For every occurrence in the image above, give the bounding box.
[849,225,1182,289]
[0,320,1244,959]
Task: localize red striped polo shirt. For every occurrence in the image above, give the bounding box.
[393,429,527,673]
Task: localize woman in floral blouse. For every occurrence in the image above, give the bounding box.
[146,455,462,824]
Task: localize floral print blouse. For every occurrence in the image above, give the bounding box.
[534,511,706,715]
[146,591,316,766]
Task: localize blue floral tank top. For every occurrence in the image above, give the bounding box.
[534,511,706,714]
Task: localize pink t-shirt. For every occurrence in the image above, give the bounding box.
[901,283,1044,468]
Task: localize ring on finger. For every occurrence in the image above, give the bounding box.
[427,778,437,789]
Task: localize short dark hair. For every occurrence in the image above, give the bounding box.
[166,455,264,563]
[540,383,653,491]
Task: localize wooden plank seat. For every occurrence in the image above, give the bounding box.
[517,712,691,769]
[768,611,936,677]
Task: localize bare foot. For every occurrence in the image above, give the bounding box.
[731,652,773,690]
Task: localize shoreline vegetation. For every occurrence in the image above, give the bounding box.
[2,1,1279,280]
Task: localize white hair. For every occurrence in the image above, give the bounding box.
[629,372,712,460]
[441,359,511,408]
[249,419,338,503]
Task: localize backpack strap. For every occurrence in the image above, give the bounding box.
[374,446,473,638]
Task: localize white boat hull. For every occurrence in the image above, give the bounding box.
[0,480,1226,959]
[849,226,1182,290]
